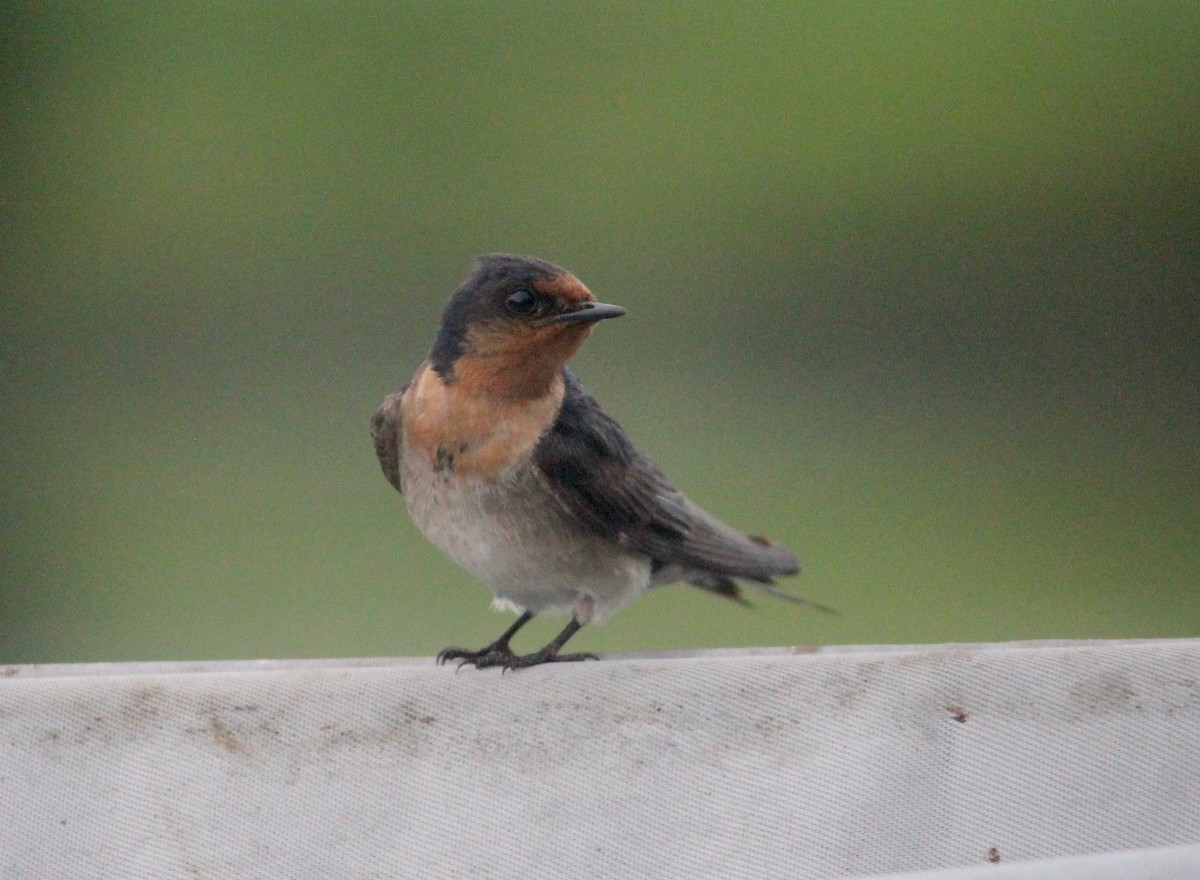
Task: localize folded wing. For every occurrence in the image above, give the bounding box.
[371,388,406,494]
[533,370,807,603]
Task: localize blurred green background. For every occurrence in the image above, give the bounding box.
[2,3,1197,664]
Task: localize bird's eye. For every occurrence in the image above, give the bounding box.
[505,289,540,316]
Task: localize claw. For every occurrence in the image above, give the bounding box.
[436,613,595,672]
[437,645,520,669]
[503,650,599,672]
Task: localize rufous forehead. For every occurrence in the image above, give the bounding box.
[533,274,594,305]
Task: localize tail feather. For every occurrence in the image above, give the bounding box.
[748,580,839,615]
[681,570,837,614]
[684,573,752,606]
[664,507,837,613]
[669,502,801,581]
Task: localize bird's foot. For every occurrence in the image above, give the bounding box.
[436,644,598,671]
[502,650,599,672]
[436,644,520,670]
[437,614,596,671]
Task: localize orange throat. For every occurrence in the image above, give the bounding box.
[402,363,565,480]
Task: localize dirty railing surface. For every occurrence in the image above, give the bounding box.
[3,641,1199,880]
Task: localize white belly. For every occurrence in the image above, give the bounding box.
[401,448,651,622]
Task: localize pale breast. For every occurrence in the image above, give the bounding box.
[396,363,651,620]
[400,442,651,622]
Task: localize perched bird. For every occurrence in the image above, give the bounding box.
[372,254,826,670]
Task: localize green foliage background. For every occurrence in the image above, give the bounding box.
[3,3,1197,662]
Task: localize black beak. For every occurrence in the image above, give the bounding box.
[535,301,627,326]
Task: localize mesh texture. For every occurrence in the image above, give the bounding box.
[2,641,1198,879]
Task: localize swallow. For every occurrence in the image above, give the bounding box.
[372,254,827,670]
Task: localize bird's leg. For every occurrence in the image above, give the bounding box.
[437,610,534,669]
[504,616,598,671]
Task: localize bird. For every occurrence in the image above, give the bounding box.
[371,254,828,670]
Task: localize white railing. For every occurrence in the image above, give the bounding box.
[3,640,1198,879]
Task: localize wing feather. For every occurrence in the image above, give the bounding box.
[533,370,801,587]
[371,388,406,493]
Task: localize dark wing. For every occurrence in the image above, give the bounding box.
[534,370,812,604]
[371,388,406,493]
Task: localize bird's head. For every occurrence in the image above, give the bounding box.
[429,254,625,398]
